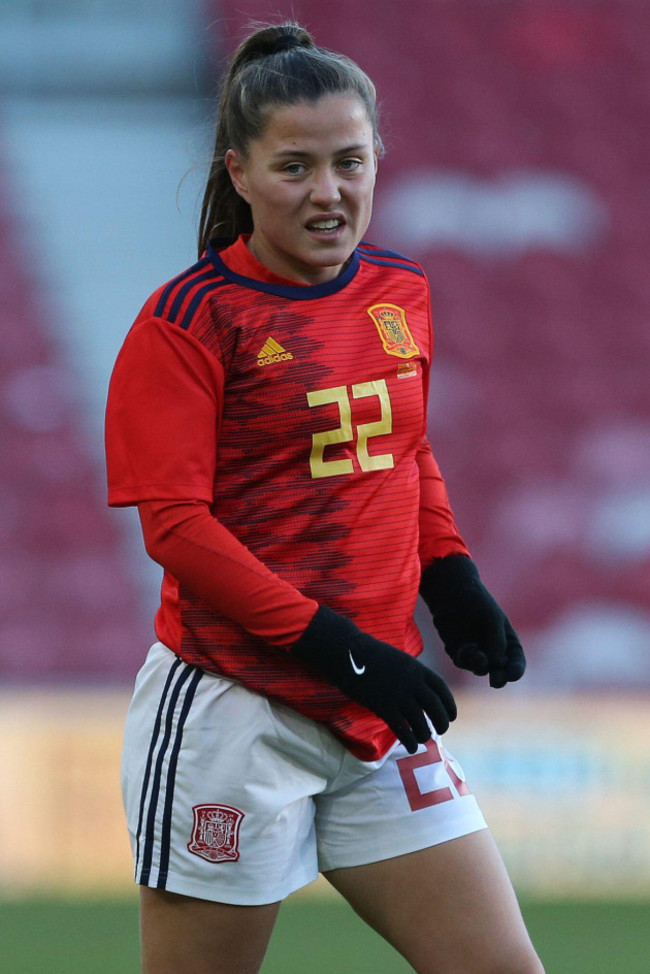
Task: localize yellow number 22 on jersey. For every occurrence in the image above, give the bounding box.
[306,379,395,479]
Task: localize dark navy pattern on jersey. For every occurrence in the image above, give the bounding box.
[106,236,468,759]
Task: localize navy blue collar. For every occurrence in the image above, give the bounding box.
[207,240,360,300]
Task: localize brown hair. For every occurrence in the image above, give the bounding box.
[197,22,383,255]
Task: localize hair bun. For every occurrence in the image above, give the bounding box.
[269,32,305,55]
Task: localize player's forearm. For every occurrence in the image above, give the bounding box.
[138,499,318,647]
[416,442,469,567]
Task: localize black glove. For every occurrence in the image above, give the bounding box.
[291,605,456,754]
[420,554,526,689]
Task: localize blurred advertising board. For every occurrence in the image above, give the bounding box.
[445,693,650,897]
[0,690,132,895]
[1,690,649,897]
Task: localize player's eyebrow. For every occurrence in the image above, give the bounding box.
[271,143,370,159]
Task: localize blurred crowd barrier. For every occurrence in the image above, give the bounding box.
[0,690,132,895]
[449,692,650,897]
[1,689,649,899]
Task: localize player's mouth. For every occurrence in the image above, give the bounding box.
[305,216,346,237]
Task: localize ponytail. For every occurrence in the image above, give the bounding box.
[197,23,382,255]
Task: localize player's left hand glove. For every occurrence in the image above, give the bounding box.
[419,554,526,688]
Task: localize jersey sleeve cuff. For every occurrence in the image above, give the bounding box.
[107,483,215,508]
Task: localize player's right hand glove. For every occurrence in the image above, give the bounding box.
[291,605,457,754]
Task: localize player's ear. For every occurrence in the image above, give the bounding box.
[225,149,250,203]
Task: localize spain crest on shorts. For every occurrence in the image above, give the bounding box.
[187,803,244,863]
[367,303,420,359]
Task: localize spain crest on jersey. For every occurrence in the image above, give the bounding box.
[367,303,420,359]
[187,803,244,863]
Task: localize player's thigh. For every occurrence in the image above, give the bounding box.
[140,887,281,974]
[324,830,544,974]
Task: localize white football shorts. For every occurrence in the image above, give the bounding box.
[122,642,487,905]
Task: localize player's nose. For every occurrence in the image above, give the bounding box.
[309,168,342,206]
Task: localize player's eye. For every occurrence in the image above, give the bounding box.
[283,162,307,175]
[338,158,362,172]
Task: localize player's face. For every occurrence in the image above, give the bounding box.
[226,93,378,285]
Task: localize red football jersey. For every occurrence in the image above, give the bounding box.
[105,236,468,759]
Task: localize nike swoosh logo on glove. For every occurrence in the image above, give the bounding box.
[349,650,366,675]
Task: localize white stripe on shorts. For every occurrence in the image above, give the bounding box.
[135,658,204,890]
[123,643,487,905]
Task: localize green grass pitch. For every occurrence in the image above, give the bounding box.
[0,895,648,972]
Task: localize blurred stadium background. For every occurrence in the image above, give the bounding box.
[1,0,649,970]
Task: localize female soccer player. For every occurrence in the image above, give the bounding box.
[105,22,544,974]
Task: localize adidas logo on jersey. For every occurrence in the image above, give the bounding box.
[257,337,294,367]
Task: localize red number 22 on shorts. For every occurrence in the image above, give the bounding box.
[397,739,471,812]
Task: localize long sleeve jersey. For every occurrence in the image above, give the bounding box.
[105,235,468,759]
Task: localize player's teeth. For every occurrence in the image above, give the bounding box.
[308,220,340,229]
